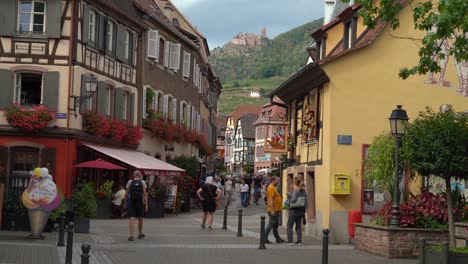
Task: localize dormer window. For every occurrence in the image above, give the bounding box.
[344,17,357,49]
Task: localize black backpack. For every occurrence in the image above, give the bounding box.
[129,180,144,201]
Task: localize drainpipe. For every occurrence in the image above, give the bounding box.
[66,0,76,129]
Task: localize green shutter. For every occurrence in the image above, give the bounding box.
[114,88,124,120]
[82,4,90,44]
[129,93,135,123]
[98,15,106,51]
[42,71,59,111]
[79,75,89,114]
[0,0,16,36]
[116,24,126,62]
[46,0,61,38]
[0,69,13,109]
[96,81,107,115]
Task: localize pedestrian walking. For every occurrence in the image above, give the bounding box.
[287,177,308,246]
[265,176,285,243]
[239,180,249,208]
[124,171,148,241]
[253,175,262,205]
[244,175,253,205]
[197,176,221,231]
[224,176,233,206]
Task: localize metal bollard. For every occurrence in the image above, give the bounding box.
[222,206,228,230]
[322,229,329,264]
[81,243,91,264]
[237,209,243,237]
[57,213,65,247]
[65,222,74,264]
[258,215,266,250]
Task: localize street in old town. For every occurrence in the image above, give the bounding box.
[0,190,417,264]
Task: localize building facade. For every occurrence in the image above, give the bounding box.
[232,114,258,176]
[0,0,220,222]
[270,2,467,243]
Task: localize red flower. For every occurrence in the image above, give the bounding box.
[5,104,54,132]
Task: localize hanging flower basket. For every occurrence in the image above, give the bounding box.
[5,105,55,132]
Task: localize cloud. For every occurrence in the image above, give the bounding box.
[170,0,324,49]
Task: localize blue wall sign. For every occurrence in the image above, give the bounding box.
[55,113,67,119]
[337,135,352,145]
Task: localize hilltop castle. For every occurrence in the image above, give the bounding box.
[230,28,269,47]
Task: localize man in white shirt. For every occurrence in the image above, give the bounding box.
[239,180,249,208]
[224,177,233,206]
[112,184,126,218]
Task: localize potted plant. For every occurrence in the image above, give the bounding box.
[47,191,67,232]
[73,184,97,234]
[147,181,167,218]
[95,181,113,219]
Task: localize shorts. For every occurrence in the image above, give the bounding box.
[127,199,144,218]
[202,201,216,213]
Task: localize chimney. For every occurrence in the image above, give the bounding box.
[324,0,336,25]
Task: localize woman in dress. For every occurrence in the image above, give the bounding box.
[197,176,221,230]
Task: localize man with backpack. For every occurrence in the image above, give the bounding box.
[124,170,148,241]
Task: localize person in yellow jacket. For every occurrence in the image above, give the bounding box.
[265,176,285,243]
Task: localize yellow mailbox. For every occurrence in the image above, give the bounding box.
[331,174,351,195]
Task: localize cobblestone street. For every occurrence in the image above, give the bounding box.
[0,191,418,264]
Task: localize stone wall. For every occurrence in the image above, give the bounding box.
[354,223,448,258]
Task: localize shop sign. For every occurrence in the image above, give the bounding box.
[164,145,175,152]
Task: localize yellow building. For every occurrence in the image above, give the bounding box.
[269,3,467,243]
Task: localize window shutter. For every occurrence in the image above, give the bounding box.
[97,15,106,51]
[132,32,138,67]
[114,88,124,120]
[79,75,89,114]
[192,106,196,131]
[147,30,158,59]
[164,41,170,67]
[183,52,190,77]
[179,101,184,125]
[163,95,168,117]
[170,43,181,71]
[0,69,13,109]
[193,63,197,85]
[43,71,59,111]
[0,0,15,36]
[129,93,135,123]
[96,81,107,115]
[155,32,160,62]
[186,104,191,129]
[172,98,177,124]
[82,4,90,43]
[116,24,126,62]
[154,90,158,113]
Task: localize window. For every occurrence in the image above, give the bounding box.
[106,20,115,53]
[147,30,159,60]
[183,52,191,78]
[105,87,111,116]
[122,92,128,120]
[172,18,180,27]
[168,96,173,120]
[157,92,163,113]
[169,43,181,71]
[88,10,96,43]
[18,0,46,33]
[15,73,42,105]
[124,30,131,60]
[159,38,165,64]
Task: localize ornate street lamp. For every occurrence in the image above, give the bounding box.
[388,105,409,227]
[70,75,98,117]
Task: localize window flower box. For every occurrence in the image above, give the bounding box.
[5,105,54,132]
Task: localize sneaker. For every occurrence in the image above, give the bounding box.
[276,238,285,243]
[138,233,145,239]
[265,240,272,244]
[295,241,302,246]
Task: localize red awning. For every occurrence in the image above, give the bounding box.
[73,159,127,170]
[83,144,185,176]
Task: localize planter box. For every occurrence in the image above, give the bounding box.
[420,240,468,264]
[74,218,90,234]
[147,198,165,218]
[95,199,112,219]
[455,222,468,246]
[354,223,449,258]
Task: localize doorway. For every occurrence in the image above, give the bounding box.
[306,171,316,222]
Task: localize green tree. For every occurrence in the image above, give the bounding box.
[168,156,200,178]
[351,0,467,79]
[364,133,397,196]
[403,106,468,248]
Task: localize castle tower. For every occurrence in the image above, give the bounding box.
[261,27,267,38]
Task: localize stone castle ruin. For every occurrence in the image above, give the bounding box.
[230,28,269,47]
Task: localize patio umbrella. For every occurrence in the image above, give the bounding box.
[73,159,127,170]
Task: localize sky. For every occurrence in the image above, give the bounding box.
[171,0,324,49]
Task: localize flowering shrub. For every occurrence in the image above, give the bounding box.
[174,175,196,195]
[143,117,215,156]
[5,105,54,132]
[82,111,143,145]
[370,191,467,229]
[96,180,114,199]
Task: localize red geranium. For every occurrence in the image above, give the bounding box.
[5,104,54,132]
